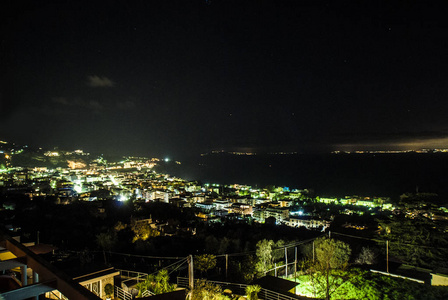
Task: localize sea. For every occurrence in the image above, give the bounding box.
[157,153,448,199]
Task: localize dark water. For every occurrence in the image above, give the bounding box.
[158,153,448,199]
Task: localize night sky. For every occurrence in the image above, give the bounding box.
[2,0,448,157]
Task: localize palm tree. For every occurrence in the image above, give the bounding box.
[245,285,261,300]
[95,231,115,264]
[156,269,170,292]
[136,270,175,297]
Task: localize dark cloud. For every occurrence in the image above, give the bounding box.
[87,75,115,88]
[333,131,448,151]
[89,100,103,110]
[52,97,70,105]
[117,100,136,110]
[332,130,448,143]
[51,97,104,110]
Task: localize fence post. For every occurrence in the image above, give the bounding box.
[188,255,194,290]
[226,254,228,280]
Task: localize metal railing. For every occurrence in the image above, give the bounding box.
[260,288,303,300]
[118,269,149,280]
[177,277,189,288]
[177,277,303,300]
[114,285,133,300]
[370,269,425,284]
[141,290,155,297]
[118,269,149,288]
[48,291,69,300]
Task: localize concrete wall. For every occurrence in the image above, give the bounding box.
[431,273,448,286]
[101,276,114,299]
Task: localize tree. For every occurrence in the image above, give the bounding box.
[218,237,230,254]
[136,269,176,297]
[96,231,116,264]
[104,283,113,299]
[307,237,351,300]
[296,267,448,299]
[188,279,230,300]
[255,239,275,275]
[79,248,93,266]
[377,216,448,269]
[245,285,261,300]
[265,185,276,193]
[255,239,285,275]
[114,221,127,231]
[355,247,377,265]
[272,240,285,261]
[231,255,257,283]
[195,254,217,276]
[205,235,219,253]
[131,220,160,243]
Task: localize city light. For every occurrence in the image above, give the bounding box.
[118,195,128,201]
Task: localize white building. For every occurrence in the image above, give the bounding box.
[286,216,330,229]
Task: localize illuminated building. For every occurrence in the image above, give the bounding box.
[253,207,289,223]
[286,216,330,229]
[0,232,100,299]
[228,203,253,216]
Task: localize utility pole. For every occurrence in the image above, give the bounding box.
[188,255,194,290]
[386,240,389,273]
[294,247,297,282]
[225,254,228,280]
[312,241,315,263]
[285,247,288,277]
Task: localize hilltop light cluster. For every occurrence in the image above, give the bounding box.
[332,149,448,154]
[0,144,399,232]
